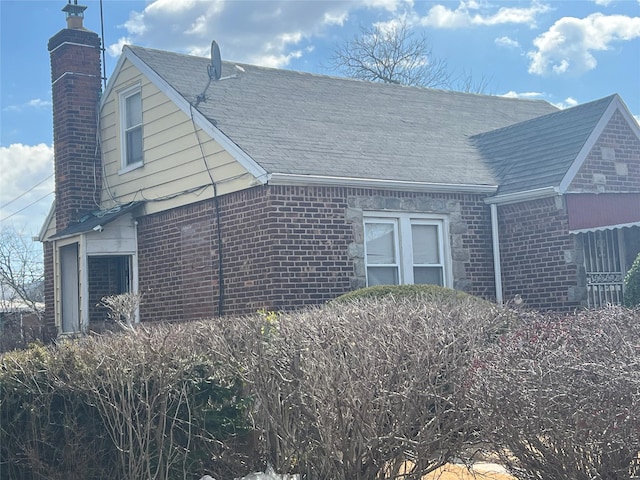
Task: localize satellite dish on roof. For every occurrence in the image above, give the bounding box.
[208,40,222,81]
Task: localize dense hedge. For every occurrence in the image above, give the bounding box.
[332,284,488,304]
[470,306,640,479]
[2,295,639,480]
[0,325,252,480]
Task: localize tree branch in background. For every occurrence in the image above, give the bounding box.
[330,19,491,93]
[330,20,451,88]
[0,226,44,319]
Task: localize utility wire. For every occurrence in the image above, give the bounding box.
[0,191,54,223]
[1,174,54,209]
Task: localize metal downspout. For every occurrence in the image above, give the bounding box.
[491,203,503,304]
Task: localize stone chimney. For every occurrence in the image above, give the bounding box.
[48,1,102,231]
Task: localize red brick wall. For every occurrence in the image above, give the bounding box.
[498,196,583,311]
[238,185,354,312]
[137,200,218,322]
[135,185,495,320]
[87,257,128,327]
[569,110,640,193]
[459,194,496,297]
[42,241,56,339]
[48,27,102,231]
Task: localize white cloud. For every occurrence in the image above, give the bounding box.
[500,91,545,99]
[3,98,51,113]
[593,0,613,5]
[123,11,147,36]
[552,97,579,109]
[109,0,358,68]
[362,0,412,12]
[495,36,520,49]
[107,37,131,58]
[528,13,640,76]
[323,11,349,26]
[0,144,54,232]
[421,1,551,29]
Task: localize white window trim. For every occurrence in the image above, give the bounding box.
[363,212,452,287]
[118,84,143,173]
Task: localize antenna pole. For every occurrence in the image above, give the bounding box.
[99,0,107,89]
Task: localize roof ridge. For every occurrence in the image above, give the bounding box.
[127,44,557,105]
[471,94,617,140]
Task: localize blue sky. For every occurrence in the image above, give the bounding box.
[1,0,639,237]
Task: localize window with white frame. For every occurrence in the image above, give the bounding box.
[364,213,450,287]
[120,86,143,169]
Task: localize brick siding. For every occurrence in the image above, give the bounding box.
[569,111,640,193]
[87,256,129,330]
[48,27,102,231]
[137,200,218,322]
[134,185,496,320]
[42,241,56,339]
[498,196,584,311]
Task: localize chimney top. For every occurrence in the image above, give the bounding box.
[62,0,87,29]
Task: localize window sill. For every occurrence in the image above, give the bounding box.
[118,161,144,175]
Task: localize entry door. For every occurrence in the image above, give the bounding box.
[583,230,625,307]
[60,243,80,333]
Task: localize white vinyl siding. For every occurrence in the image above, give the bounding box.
[100,59,254,215]
[364,213,450,287]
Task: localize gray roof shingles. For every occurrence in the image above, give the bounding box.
[471,95,616,195]
[128,46,598,191]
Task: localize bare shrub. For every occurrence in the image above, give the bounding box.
[1,323,251,480]
[0,343,111,480]
[210,295,512,479]
[469,307,640,479]
[99,291,143,331]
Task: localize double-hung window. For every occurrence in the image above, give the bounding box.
[120,86,143,169]
[364,213,450,287]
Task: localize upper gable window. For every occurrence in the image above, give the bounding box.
[119,86,143,171]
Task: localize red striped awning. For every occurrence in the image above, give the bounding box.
[566,193,640,233]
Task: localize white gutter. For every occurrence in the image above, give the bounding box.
[269,173,498,194]
[485,186,559,205]
[490,203,503,305]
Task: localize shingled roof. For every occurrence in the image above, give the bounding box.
[471,95,617,195]
[124,46,559,190]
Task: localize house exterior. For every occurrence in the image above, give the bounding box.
[39,4,640,336]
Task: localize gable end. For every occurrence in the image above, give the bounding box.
[560,95,640,193]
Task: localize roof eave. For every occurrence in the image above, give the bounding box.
[37,201,56,242]
[268,173,498,194]
[485,186,560,205]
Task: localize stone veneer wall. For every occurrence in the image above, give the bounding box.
[345,190,495,297]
